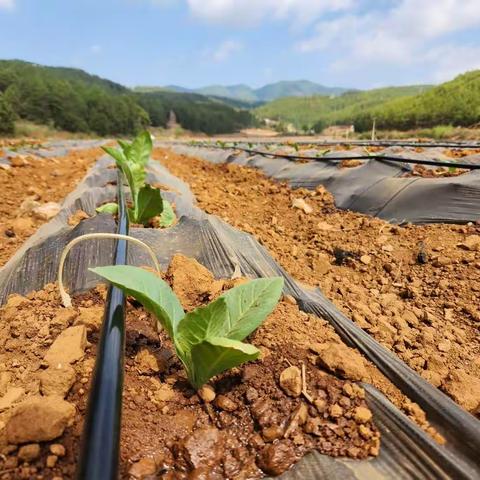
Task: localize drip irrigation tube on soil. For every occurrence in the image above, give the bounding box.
[187,140,480,149]
[76,173,128,480]
[209,145,480,170]
[169,145,480,225]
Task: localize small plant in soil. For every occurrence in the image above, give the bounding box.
[97,131,175,227]
[91,265,284,389]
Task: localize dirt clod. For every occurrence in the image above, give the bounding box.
[6,396,75,444]
[354,406,373,424]
[443,370,480,413]
[18,443,41,462]
[46,455,58,468]
[197,384,216,403]
[314,342,367,381]
[44,325,87,366]
[279,366,302,397]
[215,394,238,412]
[177,427,224,469]
[39,364,76,398]
[49,444,66,457]
[134,348,160,374]
[32,202,61,221]
[258,440,296,476]
[129,457,157,478]
[0,386,25,411]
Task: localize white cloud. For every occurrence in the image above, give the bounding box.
[146,0,352,26]
[296,0,480,82]
[209,40,243,62]
[188,0,352,26]
[0,0,15,10]
[90,45,102,54]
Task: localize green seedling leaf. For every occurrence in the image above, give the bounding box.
[175,298,229,355]
[134,184,164,225]
[90,265,184,338]
[158,200,176,227]
[96,202,119,215]
[189,337,260,389]
[103,132,161,224]
[128,130,153,167]
[118,139,132,156]
[103,143,146,218]
[102,145,127,166]
[217,277,284,341]
[91,261,283,390]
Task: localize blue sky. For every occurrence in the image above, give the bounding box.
[1,0,479,89]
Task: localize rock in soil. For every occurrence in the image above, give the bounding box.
[17,443,41,462]
[134,347,160,374]
[258,440,297,476]
[313,342,368,381]
[49,444,66,457]
[32,202,61,221]
[354,406,373,424]
[197,384,216,403]
[129,457,158,478]
[443,370,480,413]
[176,427,224,469]
[6,396,75,444]
[44,325,87,366]
[0,386,25,411]
[214,394,238,412]
[38,364,76,398]
[279,366,302,397]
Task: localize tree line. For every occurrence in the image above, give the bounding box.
[256,70,480,133]
[0,60,254,136]
[350,70,480,132]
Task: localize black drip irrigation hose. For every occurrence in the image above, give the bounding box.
[203,140,480,149]
[76,173,128,480]
[209,145,480,170]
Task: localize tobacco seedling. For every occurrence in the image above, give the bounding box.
[98,131,175,227]
[90,265,284,389]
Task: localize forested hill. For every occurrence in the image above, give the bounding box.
[255,70,480,133]
[255,85,431,131]
[0,60,254,135]
[350,70,480,131]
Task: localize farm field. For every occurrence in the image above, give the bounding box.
[0,136,479,479]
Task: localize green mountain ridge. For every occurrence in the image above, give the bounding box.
[0,59,254,135]
[255,84,433,131]
[136,80,352,103]
[351,70,480,131]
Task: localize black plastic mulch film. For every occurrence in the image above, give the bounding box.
[0,143,479,479]
[170,144,480,225]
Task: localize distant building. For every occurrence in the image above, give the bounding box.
[323,124,355,138]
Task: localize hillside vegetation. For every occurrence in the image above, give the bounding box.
[255,85,431,131]
[256,71,480,133]
[352,70,480,131]
[145,80,350,104]
[0,60,254,135]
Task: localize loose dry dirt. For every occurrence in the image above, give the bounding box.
[0,146,103,267]
[0,255,442,479]
[157,148,480,416]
